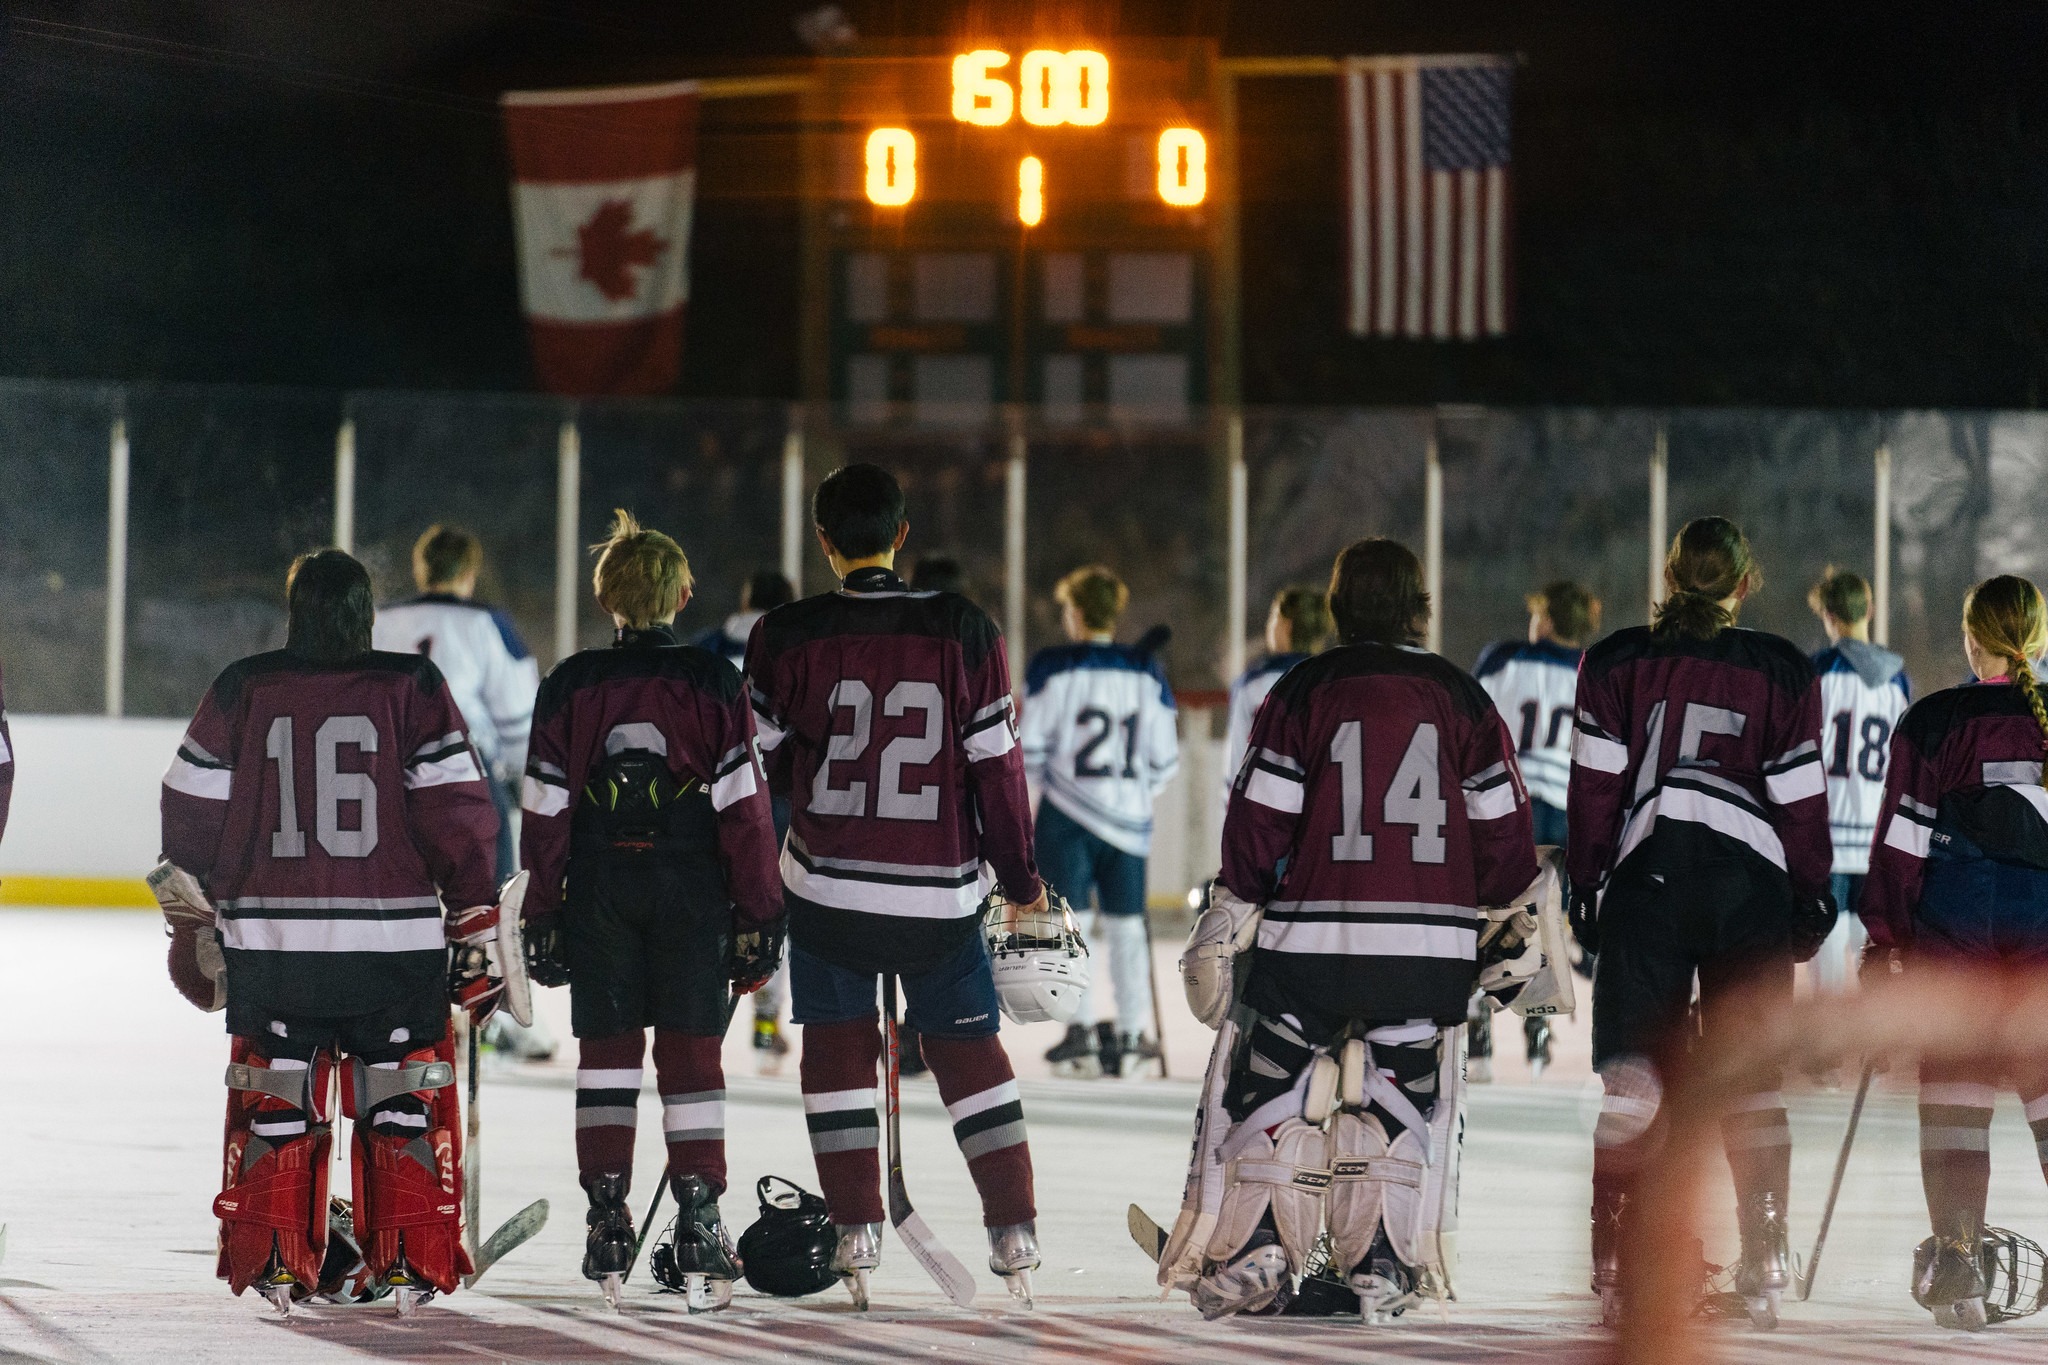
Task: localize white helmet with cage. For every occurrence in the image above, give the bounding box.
[985,886,1092,1025]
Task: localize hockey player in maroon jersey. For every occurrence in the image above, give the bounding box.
[1861,576,2048,1331]
[1162,538,1539,1320]
[157,550,507,1316]
[744,464,1047,1307]
[1567,518,1835,1330]
[519,511,783,1312]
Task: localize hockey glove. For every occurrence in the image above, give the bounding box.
[447,903,505,1022]
[1789,889,1839,964]
[525,913,572,988]
[1567,886,1601,956]
[730,917,788,994]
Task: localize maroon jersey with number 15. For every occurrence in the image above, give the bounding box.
[745,566,1041,975]
[1221,643,1539,1025]
[161,651,499,1019]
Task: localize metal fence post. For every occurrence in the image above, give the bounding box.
[332,416,356,553]
[104,413,129,719]
[781,406,806,594]
[1873,442,1892,647]
[1648,419,1669,618]
[1225,410,1248,684]
[1005,411,1028,687]
[1423,426,1443,655]
[554,417,581,664]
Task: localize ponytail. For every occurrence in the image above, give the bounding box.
[1654,517,1760,642]
[1964,574,2048,790]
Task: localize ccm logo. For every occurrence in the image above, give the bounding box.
[1292,1170,1333,1191]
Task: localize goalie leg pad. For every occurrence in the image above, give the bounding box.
[1327,1111,1423,1278]
[1332,1025,1465,1297]
[1204,1116,1330,1276]
[215,1038,334,1295]
[348,1034,470,1294]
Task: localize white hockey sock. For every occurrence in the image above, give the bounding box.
[1101,913,1153,1036]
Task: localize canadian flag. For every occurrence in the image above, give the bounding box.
[501,80,699,396]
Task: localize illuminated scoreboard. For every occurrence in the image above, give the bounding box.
[799,39,1222,421]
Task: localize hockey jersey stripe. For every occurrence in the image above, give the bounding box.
[220,915,447,953]
[964,715,1018,763]
[403,747,482,790]
[1763,753,1826,805]
[1615,772,1787,873]
[1463,781,1520,822]
[165,754,233,800]
[520,774,570,817]
[1244,764,1305,814]
[1984,760,2045,786]
[221,895,443,913]
[709,749,759,812]
[1256,916,1476,959]
[1572,724,1630,775]
[787,837,981,883]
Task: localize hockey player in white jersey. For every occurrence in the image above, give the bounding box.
[1807,568,1910,993]
[1021,565,1180,1078]
[1470,580,1599,1078]
[1222,587,1331,800]
[374,524,551,1061]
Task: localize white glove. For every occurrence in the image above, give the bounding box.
[1179,880,1264,1029]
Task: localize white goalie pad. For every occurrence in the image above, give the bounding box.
[1476,845,1575,1019]
[1158,1015,1242,1291]
[1203,1116,1330,1278]
[1328,1028,1466,1299]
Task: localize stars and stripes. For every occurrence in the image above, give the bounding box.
[1342,54,1513,341]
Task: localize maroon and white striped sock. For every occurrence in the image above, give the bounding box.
[653,1029,726,1194]
[922,1033,1034,1227]
[799,1018,883,1224]
[575,1030,645,1187]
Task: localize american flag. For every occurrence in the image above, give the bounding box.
[1343,55,1513,340]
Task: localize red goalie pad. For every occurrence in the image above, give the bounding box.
[215,1039,333,1296]
[348,1035,472,1294]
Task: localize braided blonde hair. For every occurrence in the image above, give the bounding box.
[1964,574,2048,790]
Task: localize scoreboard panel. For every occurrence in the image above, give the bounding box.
[799,39,1222,421]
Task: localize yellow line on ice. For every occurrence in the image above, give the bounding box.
[0,875,155,908]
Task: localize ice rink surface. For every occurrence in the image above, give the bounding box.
[5,909,2048,1363]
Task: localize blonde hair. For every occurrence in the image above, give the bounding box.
[592,509,692,629]
[1056,565,1129,632]
[1964,574,2048,789]
[1655,517,1760,641]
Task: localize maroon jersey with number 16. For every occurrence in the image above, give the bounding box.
[161,651,499,1020]
[1222,643,1539,1025]
[745,566,1041,975]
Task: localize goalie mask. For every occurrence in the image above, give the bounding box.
[985,886,1091,1025]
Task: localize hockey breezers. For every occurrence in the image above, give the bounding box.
[884,975,978,1307]
[457,1012,550,1287]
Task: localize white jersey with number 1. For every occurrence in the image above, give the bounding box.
[1811,639,1911,875]
[1472,638,1583,811]
[1020,642,1180,857]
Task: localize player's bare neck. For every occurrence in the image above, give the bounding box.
[832,551,896,579]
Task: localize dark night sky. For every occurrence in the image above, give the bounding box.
[1,1,2044,406]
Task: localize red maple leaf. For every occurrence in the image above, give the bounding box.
[571,199,667,302]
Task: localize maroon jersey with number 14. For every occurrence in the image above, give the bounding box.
[161,651,499,1020]
[1222,643,1539,1025]
[745,566,1041,975]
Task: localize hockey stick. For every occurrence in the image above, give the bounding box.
[1140,907,1170,1079]
[884,975,978,1306]
[459,1010,552,1286]
[1127,1204,1168,1263]
[1795,1061,1875,1301]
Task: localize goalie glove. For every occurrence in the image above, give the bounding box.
[149,860,226,1012]
[446,902,505,1023]
[730,916,788,994]
[1179,879,1263,1029]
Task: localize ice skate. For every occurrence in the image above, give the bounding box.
[1095,1021,1125,1079]
[1914,1231,1989,1331]
[380,1255,437,1319]
[1524,1017,1553,1079]
[753,1017,791,1077]
[1123,1031,1163,1076]
[582,1173,637,1309]
[987,1221,1040,1307]
[1347,1229,1418,1323]
[650,1176,739,1312]
[482,1012,557,1063]
[253,1252,303,1319]
[1732,1191,1790,1330]
[1591,1193,1626,1327]
[831,1221,882,1310]
[1044,1023,1099,1078]
[1192,1236,1291,1320]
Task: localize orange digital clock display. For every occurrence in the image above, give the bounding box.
[861,48,1207,218]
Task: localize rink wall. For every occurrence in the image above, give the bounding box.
[0,713,1228,909]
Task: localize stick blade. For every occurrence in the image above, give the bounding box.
[467,1199,550,1285]
[889,1196,977,1307]
[1127,1204,1167,1264]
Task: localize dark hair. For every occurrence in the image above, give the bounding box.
[1530,580,1601,645]
[743,569,795,612]
[1273,585,1332,654]
[911,555,965,595]
[1807,567,1870,626]
[286,550,375,663]
[412,524,482,591]
[1328,538,1430,647]
[1655,517,1760,641]
[813,463,906,560]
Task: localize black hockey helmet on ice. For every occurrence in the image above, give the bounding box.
[737,1176,838,1297]
[1912,1226,2047,1323]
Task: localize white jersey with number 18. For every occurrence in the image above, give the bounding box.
[1812,639,1911,875]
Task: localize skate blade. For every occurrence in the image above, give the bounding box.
[393,1286,419,1320]
[1000,1267,1035,1309]
[1744,1290,1780,1331]
[260,1284,296,1319]
[600,1271,624,1310]
[843,1266,871,1311]
[683,1273,734,1313]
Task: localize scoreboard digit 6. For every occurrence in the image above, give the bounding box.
[801,39,1222,419]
